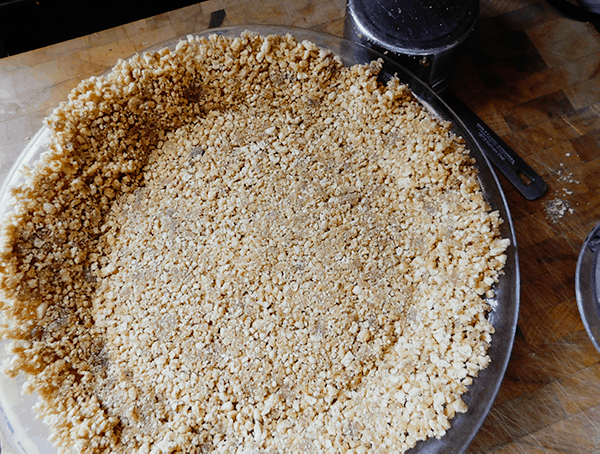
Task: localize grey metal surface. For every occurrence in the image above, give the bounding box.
[575,223,600,353]
[344,0,478,90]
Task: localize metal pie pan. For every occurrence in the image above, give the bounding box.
[575,222,600,353]
[0,25,519,453]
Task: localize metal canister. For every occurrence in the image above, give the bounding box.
[344,0,479,91]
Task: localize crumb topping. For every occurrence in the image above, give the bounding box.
[0,32,508,453]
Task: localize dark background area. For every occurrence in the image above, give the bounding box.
[0,0,206,57]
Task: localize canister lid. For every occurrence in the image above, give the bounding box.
[347,0,479,56]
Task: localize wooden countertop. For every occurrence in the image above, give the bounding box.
[0,0,599,452]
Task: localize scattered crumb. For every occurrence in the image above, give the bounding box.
[0,32,508,453]
[545,198,575,223]
[556,163,578,184]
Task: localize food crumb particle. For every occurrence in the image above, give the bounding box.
[545,198,574,222]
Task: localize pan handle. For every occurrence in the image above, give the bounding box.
[438,88,548,200]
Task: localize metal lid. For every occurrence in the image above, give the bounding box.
[575,222,600,353]
[347,0,479,56]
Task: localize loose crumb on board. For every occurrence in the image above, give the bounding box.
[0,32,508,453]
[545,198,575,223]
[556,163,578,184]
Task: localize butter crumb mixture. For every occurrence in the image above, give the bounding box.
[0,33,509,453]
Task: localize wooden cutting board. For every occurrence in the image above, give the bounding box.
[0,0,598,452]
[455,1,600,452]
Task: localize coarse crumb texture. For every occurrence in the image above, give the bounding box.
[0,33,509,453]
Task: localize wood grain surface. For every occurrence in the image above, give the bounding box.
[0,0,599,452]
